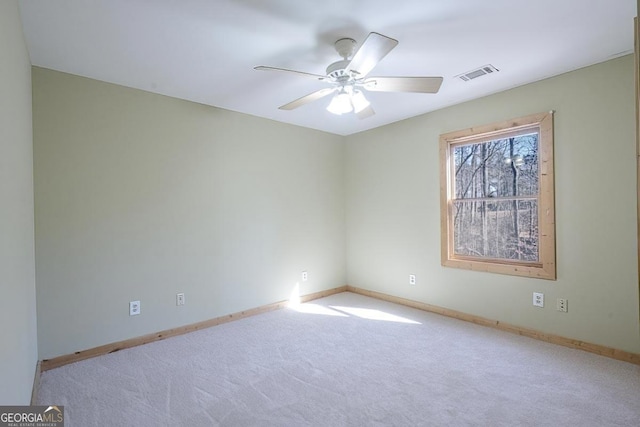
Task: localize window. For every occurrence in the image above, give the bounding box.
[439,112,556,280]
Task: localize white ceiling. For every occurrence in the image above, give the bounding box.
[19,0,637,136]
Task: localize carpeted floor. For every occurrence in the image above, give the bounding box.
[37,292,640,426]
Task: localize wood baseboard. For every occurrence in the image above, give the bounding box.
[40,286,347,372]
[346,285,640,366]
[39,284,640,372]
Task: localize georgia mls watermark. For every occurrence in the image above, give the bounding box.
[0,406,64,427]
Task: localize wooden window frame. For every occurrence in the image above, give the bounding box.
[439,112,556,280]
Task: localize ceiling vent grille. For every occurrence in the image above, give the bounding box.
[456,64,499,82]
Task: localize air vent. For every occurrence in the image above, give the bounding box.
[456,64,499,82]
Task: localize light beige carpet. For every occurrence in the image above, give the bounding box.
[37,292,640,426]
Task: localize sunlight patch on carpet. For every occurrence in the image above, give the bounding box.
[330,306,421,324]
[289,303,350,317]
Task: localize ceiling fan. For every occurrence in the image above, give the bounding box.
[255,32,443,119]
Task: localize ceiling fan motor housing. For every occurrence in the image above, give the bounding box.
[326,59,351,80]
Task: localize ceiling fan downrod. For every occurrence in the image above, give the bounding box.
[326,38,357,81]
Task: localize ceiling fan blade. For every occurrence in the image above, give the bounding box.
[254,66,327,81]
[363,76,443,93]
[344,32,398,78]
[279,88,336,110]
[356,105,375,120]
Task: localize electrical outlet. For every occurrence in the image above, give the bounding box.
[302,271,308,282]
[557,298,568,312]
[409,274,416,285]
[176,293,185,306]
[533,292,544,308]
[130,300,141,316]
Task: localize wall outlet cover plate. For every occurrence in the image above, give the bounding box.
[130,300,141,316]
[533,292,544,308]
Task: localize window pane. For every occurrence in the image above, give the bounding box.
[453,133,538,199]
[453,199,538,262]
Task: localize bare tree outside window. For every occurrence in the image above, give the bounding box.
[453,134,538,261]
[440,112,556,280]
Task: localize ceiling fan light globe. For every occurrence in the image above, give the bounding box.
[351,91,370,114]
[327,92,353,115]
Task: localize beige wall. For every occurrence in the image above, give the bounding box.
[32,54,640,359]
[0,1,38,404]
[346,55,640,353]
[33,68,346,359]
